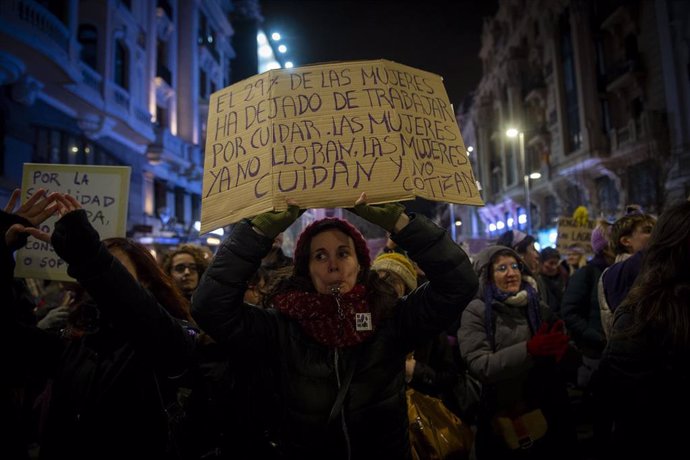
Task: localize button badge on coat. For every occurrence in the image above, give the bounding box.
[355,312,372,331]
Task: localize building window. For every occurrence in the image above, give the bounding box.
[154,179,168,217]
[34,127,123,165]
[560,10,581,153]
[544,195,559,226]
[596,176,619,216]
[191,194,201,222]
[564,184,584,216]
[199,69,207,99]
[628,161,658,211]
[114,39,129,89]
[78,24,98,70]
[198,13,208,45]
[174,187,185,225]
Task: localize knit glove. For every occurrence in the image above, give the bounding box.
[51,209,102,267]
[250,204,302,240]
[526,320,569,361]
[37,305,70,331]
[350,202,405,233]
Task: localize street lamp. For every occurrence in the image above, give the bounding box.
[506,128,536,235]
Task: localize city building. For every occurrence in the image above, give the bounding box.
[458,0,690,244]
[0,0,265,248]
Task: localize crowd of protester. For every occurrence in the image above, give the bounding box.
[2,186,688,459]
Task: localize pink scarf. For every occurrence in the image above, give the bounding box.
[272,284,376,347]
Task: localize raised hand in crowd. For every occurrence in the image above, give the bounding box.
[2,188,59,250]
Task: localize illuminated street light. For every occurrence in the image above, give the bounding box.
[271,32,281,41]
[278,44,287,53]
[285,61,294,68]
[505,127,537,235]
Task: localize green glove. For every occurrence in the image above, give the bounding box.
[250,204,301,239]
[351,202,405,233]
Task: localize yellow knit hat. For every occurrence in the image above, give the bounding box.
[371,252,418,292]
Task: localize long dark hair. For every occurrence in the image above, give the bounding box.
[615,201,690,349]
[104,238,192,322]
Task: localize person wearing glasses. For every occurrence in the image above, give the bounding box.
[162,244,210,301]
[458,245,577,459]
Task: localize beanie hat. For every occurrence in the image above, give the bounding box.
[371,252,418,292]
[591,224,611,254]
[293,218,371,279]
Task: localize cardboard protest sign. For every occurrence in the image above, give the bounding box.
[556,217,595,254]
[15,163,131,281]
[201,59,483,233]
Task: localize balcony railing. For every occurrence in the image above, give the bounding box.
[0,0,69,53]
[80,62,102,93]
[608,111,667,152]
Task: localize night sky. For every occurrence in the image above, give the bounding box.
[259,0,499,109]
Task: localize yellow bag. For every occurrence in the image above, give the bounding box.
[407,388,473,460]
[491,408,548,450]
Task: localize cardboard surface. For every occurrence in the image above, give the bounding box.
[15,163,130,281]
[202,59,483,233]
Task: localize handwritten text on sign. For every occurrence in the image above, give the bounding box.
[202,59,483,233]
[15,164,131,281]
[556,217,596,254]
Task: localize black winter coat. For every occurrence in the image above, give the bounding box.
[191,214,478,460]
[2,214,196,460]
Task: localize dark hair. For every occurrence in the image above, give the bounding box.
[262,246,293,270]
[615,201,690,349]
[104,238,192,322]
[162,243,210,278]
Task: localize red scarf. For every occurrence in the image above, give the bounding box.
[272,284,376,347]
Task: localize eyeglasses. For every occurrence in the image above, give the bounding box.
[172,263,198,274]
[494,262,523,273]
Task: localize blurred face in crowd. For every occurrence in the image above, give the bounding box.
[375,269,407,297]
[566,251,583,268]
[309,229,360,295]
[244,277,266,306]
[522,244,541,274]
[541,257,561,277]
[623,222,654,254]
[170,253,200,295]
[492,255,522,294]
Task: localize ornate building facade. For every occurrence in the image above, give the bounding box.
[458,0,690,240]
[0,0,263,242]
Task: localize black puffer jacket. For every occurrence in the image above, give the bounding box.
[2,211,196,460]
[192,213,477,460]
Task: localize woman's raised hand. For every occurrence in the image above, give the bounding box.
[350,193,409,233]
[3,188,60,247]
[250,198,302,239]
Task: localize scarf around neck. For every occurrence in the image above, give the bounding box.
[272,284,375,347]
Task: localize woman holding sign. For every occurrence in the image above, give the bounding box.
[191,193,478,459]
[1,190,198,460]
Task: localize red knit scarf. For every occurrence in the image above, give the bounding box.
[272,284,376,347]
